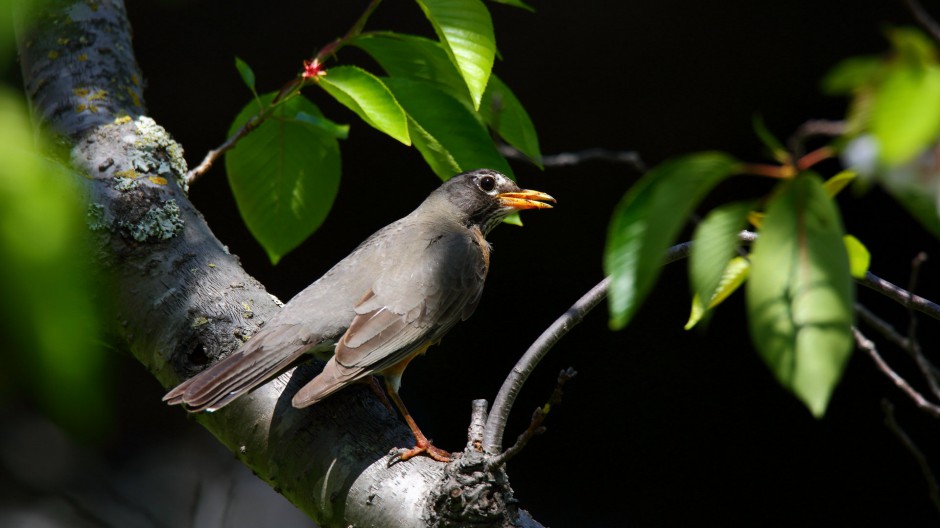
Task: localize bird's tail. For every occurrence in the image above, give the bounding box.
[163,334,309,412]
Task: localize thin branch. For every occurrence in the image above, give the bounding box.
[184,0,383,186]
[904,0,940,42]
[497,144,647,172]
[860,271,940,321]
[488,368,577,469]
[882,399,940,514]
[482,231,756,454]
[904,252,940,401]
[787,119,846,158]
[855,327,940,418]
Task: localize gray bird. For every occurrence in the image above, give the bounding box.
[164,169,554,462]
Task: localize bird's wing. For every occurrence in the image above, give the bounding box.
[342,227,488,371]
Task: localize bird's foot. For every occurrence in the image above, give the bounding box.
[389,439,452,465]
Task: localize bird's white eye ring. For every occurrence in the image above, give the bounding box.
[479,174,496,192]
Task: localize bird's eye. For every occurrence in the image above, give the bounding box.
[479,175,496,192]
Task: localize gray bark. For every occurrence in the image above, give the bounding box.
[15,0,537,526]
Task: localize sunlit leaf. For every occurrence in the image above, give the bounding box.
[351,32,468,100]
[605,152,740,329]
[488,0,534,12]
[226,93,341,264]
[317,65,411,145]
[416,0,496,108]
[822,55,884,95]
[746,173,854,417]
[689,201,753,313]
[869,62,940,164]
[685,256,750,330]
[385,77,511,178]
[752,115,788,163]
[843,234,871,279]
[822,170,857,197]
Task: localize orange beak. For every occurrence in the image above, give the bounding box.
[497,189,556,210]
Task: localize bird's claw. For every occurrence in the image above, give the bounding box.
[386,441,452,466]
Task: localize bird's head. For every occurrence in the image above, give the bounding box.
[435,169,555,235]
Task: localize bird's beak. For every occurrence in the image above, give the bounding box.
[496,189,556,210]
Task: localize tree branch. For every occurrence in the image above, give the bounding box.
[854,327,940,418]
[882,399,940,514]
[18,2,532,526]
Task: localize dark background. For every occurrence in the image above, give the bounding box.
[14,1,940,526]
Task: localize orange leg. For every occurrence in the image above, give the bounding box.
[381,344,451,463]
[384,379,452,463]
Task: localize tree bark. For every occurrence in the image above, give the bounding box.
[15,1,536,526]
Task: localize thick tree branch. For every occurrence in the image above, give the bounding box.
[17,2,532,526]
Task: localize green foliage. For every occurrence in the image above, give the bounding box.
[746,174,854,417]
[0,90,109,439]
[685,201,753,327]
[826,27,940,238]
[416,0,496,109]
[318,66,411,145]
[604,152,740,330]
[225,93,342,264]
[220,0,540,261]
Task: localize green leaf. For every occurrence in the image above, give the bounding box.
[870,62,940,164]
[822,55,884,95]
[293,112,350,139]
[226,93,342,264]
[488,0,534,12]
[685,256,750,330]
[351,32,468,100]
[317,66,411,145]
[822,170,856,197]
[416,0,497,109]
[843,234,871,279]
[746,174,854,417]
[689,201,753,314]
[0,90,108,439]
[234,56,258,97]
[385,77,512,178]
[481,75,542,165]
[604,152,740,329]
[752,115,788,163]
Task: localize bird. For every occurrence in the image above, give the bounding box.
[163,168,554,462]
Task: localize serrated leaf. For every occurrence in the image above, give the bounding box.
[225,93,341,264]
[317,65,410,145]
[234,56,258,97]
[843,234,871,278]
[685,256,750,330]
[746,174,854,417]
[351,32,469,100]
[604,152,740,329]
[385,77,512,179]
[822,170,856,197]
[870,63,940,164]
[481,75,541,165]
[416,0,496,109]
[689,201,753,312]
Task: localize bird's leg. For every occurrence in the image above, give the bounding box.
[366,376,395,413]
[383,378,451,463]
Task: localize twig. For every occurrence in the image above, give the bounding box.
[859,271,940,321]
[904,253,940,401]
[904,0,940,43]
[854,327,940,418]
[481,231,756,454]
[466,399,489,452]
[787,119,846,158]
[487,368,577,469]
[498,144,647,172]
[882,399,940,514]
[184,0,383,186]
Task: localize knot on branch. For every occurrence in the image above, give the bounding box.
[430,449,518,527]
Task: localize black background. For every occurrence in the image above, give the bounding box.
[76,1,940,525]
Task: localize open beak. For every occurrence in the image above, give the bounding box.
[497,189,556,210]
